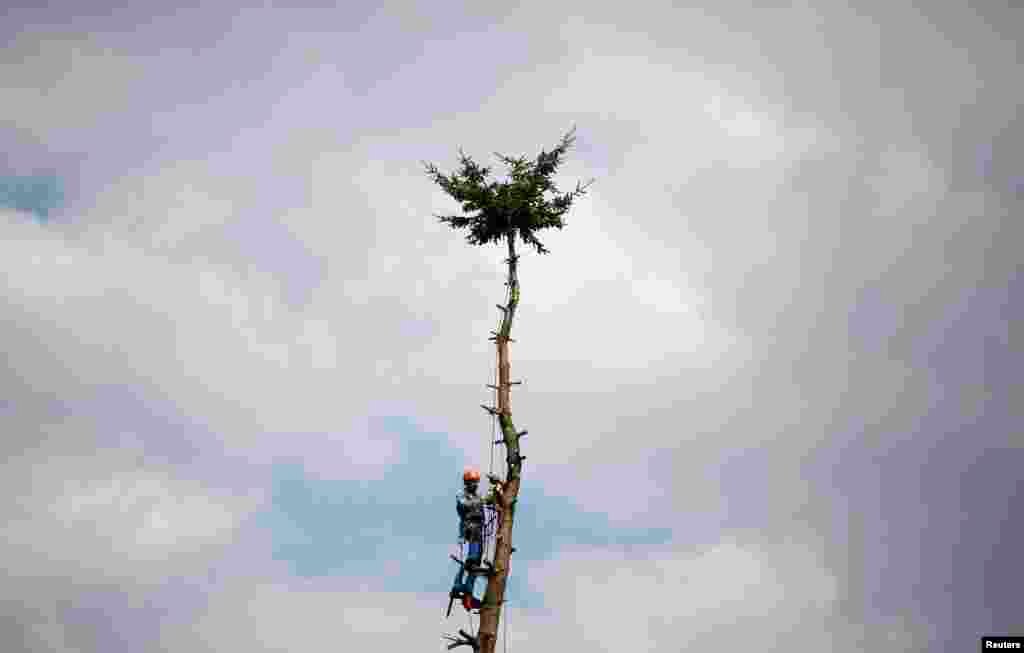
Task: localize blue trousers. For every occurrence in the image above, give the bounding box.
[453,541,483,596]
[466,541,482,565]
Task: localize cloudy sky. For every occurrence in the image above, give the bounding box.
[2,2,1021,651]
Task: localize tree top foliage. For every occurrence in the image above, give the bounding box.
[423,126,595,255]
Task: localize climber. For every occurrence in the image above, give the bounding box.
[450,466,498,612]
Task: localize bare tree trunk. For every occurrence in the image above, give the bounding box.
[477,232,525,653]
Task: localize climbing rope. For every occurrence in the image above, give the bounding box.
[490,277,512,480]
[483,339,497,566]
[444,272,517,646]
[488,344,497,478]
[498,277,515,653]
[483,278,513,565]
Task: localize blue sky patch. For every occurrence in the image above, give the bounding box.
[257,415,674,609]
[0,174,64,221]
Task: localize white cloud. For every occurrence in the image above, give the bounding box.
[524,536,875,653]
[3,208,339,428]
[157,534,907,653]
[84,159,254,252]
[1,205,417,493]
[158,582,447,653]
[56,471,237,556]
[1,426,250,586]
[543,16,834,177]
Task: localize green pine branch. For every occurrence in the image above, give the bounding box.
[422,126,595,255]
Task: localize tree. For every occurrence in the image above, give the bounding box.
[424,127,594,653]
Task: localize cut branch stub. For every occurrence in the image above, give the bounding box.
[496,430,527,445]
[442,629,480,651]
[486,381,521,390]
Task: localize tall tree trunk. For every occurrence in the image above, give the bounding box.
[477,232,525,653]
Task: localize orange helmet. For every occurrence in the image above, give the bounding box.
[463,466,481,483]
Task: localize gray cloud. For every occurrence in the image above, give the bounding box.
[1,1,1019,651]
